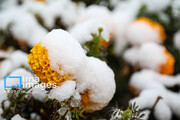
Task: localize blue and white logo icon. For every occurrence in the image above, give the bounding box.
[4,75,22,88]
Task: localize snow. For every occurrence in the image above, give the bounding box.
[0,8,48,47]
[11,114,26,120]
[9,50,29,69]
[110,108,150,120]
[173,30,180,50]
[172,0,180,18]
[126,20,162,45]
[31,85,48,101]
[142,0,171,13]
[0,50,9,59]
[69,19,110,44]
[48,80,76,102]
[36,29,115,110]
[5,68,36,90]
[112,0,142,55]
[30,113,41,120]
[0,80,7,108]
[141,110,151,120]
[41,29,87,76]
[0,60,13,79]
[129,70,180,91]
[138,43,166,71]
[0,107,5,120]
[70,90,81,107]
[77,5,114,34]
[130,90,172,120]
[0,50,30,79]
[123,47,139,65]
[23,0,85,27]
[76,57,115,111]
[129,70,180,118]
[123,43,167,71]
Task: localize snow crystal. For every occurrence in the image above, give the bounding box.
[11,114,26,120]
[41,29,87,76]
[69,19,109,44]
[48,80,76,102]
[173,30,180,50]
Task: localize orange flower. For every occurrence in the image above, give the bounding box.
[33,0,46,2]
[159,50,175,75]
[80,89,108,113]
[136,17,166,42]
[28,43,72,85]
[101,33,113,47]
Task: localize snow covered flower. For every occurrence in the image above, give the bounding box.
[28,29,86,85]
[28,42,73,85]
[77,57,115,113]
[129,70,180,120]
[126,17,166,45]
[123,43,175,75]
[28,29,116,113]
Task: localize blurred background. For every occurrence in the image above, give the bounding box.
[0,0,180,120]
